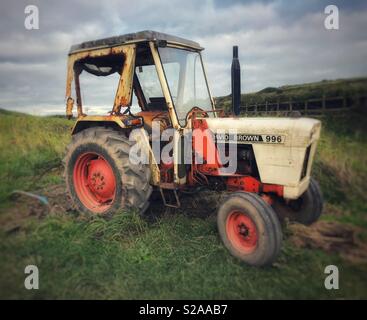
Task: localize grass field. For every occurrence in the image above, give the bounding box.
[0,103,366,299]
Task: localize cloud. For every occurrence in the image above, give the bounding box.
[0,0,366,114]
[199,7,367,94]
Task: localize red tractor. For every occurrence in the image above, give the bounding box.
[64,31,323,266]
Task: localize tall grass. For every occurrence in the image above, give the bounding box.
[313,109,367,226]
[0,110,72,203]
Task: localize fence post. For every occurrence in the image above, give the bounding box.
[343,94,347,109]
[289,97,293,112]
[354,93,360,109]
[305,100,308,115]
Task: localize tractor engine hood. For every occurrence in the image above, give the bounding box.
[204,117,321,148]
[202,116,321,199]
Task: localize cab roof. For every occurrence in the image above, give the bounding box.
[69,30,203,54]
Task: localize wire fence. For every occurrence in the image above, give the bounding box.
[240,94,367,116]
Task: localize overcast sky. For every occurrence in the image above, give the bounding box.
[0,0,366,115]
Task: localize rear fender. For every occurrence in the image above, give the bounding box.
[71,115,127,135]
[71,115,161,186]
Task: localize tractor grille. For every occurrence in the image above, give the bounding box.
[301,145,311,180]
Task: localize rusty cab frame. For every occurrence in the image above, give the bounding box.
[65,31,218,203]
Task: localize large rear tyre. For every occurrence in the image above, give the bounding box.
[63,127,152,217]
[217,192,282,267]
[273,178,323,225]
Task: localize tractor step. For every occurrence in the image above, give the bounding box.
[159,186,181,208]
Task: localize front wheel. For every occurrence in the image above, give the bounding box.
[217,192,282,267]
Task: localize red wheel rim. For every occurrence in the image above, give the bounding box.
[226,211,258,254]
[73,152,116,214]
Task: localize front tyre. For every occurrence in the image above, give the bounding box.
[273,178,323,225]
[217,192,282,267]
[63,127,152,217]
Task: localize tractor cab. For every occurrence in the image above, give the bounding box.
[65,30,216,132]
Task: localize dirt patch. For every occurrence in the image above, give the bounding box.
[145,189,225,219]
[1,185,225,232]
[40,184,74,214]
[3,185,367,265]
[289,220,367,264]
[1,183,73,233]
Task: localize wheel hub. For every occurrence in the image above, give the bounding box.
[238,223,249,237]
[73,152,117,214]
[87,158,115,201]
[226,211,258,253]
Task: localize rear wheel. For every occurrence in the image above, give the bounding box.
[273,178,323,225]
[63,127,152,217]
[217,192,282,267]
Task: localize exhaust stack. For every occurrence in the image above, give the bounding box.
[231,46,241,116]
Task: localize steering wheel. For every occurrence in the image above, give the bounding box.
[186,107,209,122]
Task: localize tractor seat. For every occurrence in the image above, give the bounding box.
[147,97,168,111]
[136,111,170,133]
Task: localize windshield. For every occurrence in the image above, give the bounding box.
[158,47,212,125]
[136,64,164,101]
